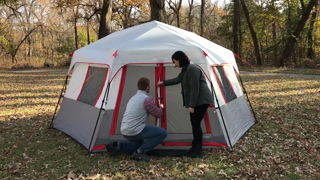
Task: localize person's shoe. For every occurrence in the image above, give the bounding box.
[105,142,118,157]
[130,151,150,162]
[187,144,204,158]
[188,150,204,158]
[185,146,195,155]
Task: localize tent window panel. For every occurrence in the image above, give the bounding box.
[213,66,237,103]
[77,67,108,106]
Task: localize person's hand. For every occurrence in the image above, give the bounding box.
[159,104,164,108]
[157,81,164,86]
[189,107,194,113]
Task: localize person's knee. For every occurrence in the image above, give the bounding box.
[160,129,168,140]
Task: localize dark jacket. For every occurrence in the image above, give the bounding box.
[163,64,214,108]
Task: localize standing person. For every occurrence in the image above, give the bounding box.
[106,77,167,162]
[158,51,214,158]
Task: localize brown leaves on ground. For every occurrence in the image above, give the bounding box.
[0,71,319,180]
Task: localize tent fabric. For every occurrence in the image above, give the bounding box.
[69,21,238,78]
[53,98,102,149]
[220,96,255,146]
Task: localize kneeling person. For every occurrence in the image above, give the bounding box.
[106,77,167,162]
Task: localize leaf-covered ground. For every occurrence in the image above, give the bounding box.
[0,70,319,180]
[239,66,320,75]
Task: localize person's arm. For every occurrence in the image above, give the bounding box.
[162,72,183,86]
[188,66,201,108]
[144,97,163,118]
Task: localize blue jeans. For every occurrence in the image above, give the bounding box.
[118,125,167,154]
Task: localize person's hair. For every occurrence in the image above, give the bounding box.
[137,77,150,90]
[172,51,190,67]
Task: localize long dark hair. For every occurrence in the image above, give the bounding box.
[172,51,190,68]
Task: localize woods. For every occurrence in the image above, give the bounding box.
[0,0,319,68]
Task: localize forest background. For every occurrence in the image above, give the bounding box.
[0,0,319,70]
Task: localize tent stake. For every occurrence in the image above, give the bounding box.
[211,83,233,149]
[49,75,69,129]
[88,82,111,152]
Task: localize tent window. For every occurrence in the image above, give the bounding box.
[213,66,237,103]
[77,66,108,106]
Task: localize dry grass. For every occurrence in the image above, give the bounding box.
[0,70,319,180]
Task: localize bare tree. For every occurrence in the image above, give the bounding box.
[9,27,38,63]
[187,0,194,31]
[167,0,183,27]
[239,0,262,66]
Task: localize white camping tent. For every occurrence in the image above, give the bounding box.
[51,21,255,152]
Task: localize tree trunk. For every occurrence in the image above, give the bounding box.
[27,36,31,58]
[233,0,239,56]
[282,0,317,65]
[74,4,79,49]
[200,0,205,36]
[239,13,242,58]
[272,20,277,60]
[239,0,262,66]
[188,0,194,31]
[168,0,183,28]
[98,0,112,39]
[150,0,165,22]
[87,19,90,45]
[307,0,318,59]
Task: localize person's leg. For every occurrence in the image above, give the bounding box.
[136,125,168,153]
[118,135,144,154]
[186,112,197,155]
[189,104,208,158]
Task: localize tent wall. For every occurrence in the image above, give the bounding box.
[105,68,122,110]
[207,108,229,144]
[220,95,255,146]
[53,98,102,149]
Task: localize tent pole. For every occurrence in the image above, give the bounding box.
[88,82,111,152]
[211,83,233,148]
[238,74,258,123]
[49,75,69,129]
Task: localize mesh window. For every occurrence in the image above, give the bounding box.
[213,66,237,103]
[77,66,108,106]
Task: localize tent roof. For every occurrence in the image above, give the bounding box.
[69,21,238,76]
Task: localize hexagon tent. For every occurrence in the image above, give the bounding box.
[50,21,256,153]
